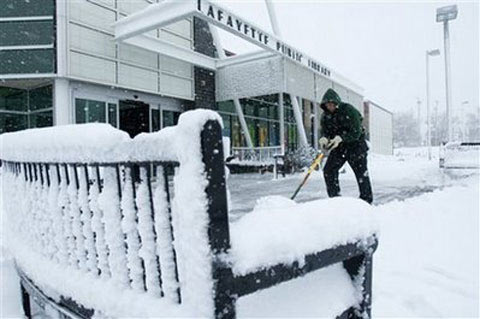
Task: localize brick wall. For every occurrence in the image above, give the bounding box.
[193,17,217,110]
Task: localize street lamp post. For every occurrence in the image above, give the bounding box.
[461,100,469,140]
[426,49,440,160]
[417,98,422,145]
[436,5,458,142]
[434,100,439,144]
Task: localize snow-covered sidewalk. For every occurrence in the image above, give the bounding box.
[228,149,450,215]
[372,175,479,317]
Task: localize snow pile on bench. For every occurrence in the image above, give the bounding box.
[230,196,378,275]
[0,110,223,164]
[0,123,131,163]
[1,110,225,317]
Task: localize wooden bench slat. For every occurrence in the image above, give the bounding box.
[232,237,378,298]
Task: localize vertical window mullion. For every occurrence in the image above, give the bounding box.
[105,102,109,124]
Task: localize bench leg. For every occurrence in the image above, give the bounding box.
[21,284,32,319]
[202,120,237,318]
[343,253,373,319]
[336,307,356,319]
[213,267,236,319]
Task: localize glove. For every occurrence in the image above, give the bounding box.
[319,137,329,149]
[327,135,343,149]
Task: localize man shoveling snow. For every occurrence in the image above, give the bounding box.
[319,88,373,204]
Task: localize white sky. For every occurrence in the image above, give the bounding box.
[213,0,479,117]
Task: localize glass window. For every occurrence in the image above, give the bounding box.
[0,49,54,74]
[218,101,235,114]
[310,115,316,146]
[257,120,268,147]
[0,84,53,133]
[245,102,256,117]
[232,116,242,147]
[220,113,231,138]
[283,94,292,107]
[151,108,160,132]
[0,87,27,112]
[0,21,54,46]
[258,105,268,119]
[29,85,52,111]
[30,110,53,128]
[75,99,87,123]
[0,112,28,133]
[268,95,279,104]
[218,97,283,147]
[108,103,118,127]
[240,99,254,117]
[269,122,280,146]
[75,99,106,124]
[285,107,290,122]
[246,118,257,146]
[162,110,180,128]
[1,0,54,18]
[285,107,295,123]
[286,124,298,151]
[268,105,278,120]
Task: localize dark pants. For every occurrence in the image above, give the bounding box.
[323,140,373,204]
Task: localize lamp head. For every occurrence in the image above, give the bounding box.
[436,5,458,23]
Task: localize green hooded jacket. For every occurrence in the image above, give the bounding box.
[320,88,365,144]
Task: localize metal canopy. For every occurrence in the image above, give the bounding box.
[114,0,362,94]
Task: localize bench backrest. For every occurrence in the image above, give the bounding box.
[0,110,230,317]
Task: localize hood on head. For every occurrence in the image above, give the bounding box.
[320,88,342,111]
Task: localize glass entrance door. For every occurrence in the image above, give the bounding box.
[119,100,149,138]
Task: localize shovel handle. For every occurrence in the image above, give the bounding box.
[290,152,326,200]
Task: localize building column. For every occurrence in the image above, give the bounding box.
[56,0,68,77]
[54,78,70,125]
[279,93,285,154]
[193,17,216,110]
[313,102,319,150]
[290,94,308,148]
[54,0,70,126]
[303,99,312,146]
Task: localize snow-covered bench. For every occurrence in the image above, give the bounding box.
[0,110,378,318]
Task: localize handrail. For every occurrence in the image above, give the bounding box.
[231,146,283,163]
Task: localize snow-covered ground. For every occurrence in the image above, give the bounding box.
[1,147,479,317]
[228,147,448,215]
[372,175,479,317]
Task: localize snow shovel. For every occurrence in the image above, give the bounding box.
[290,150,328,200]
